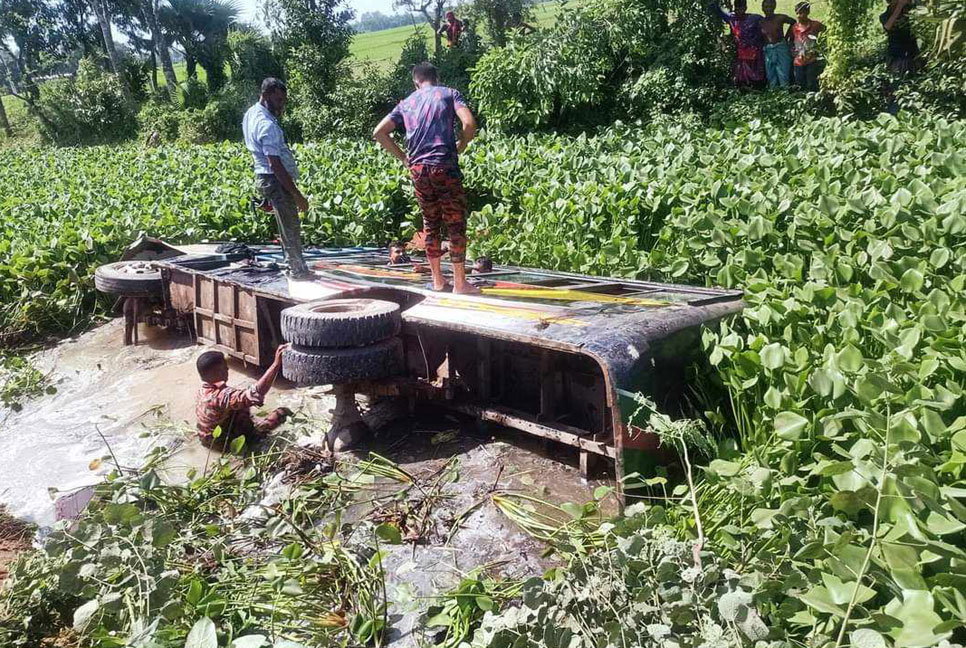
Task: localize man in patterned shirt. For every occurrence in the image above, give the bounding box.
[373,62,480,295]
[195,344,291,449]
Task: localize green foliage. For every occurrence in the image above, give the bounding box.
[179,77,210,110]
[467,523,769,648]
[0,354,53,412]
[119,55,151,103]
[266,0,354,139]
[471,7,614,132]
[470,0,729,132]
[34,57,137,146]
[894,58,966,117]
[227,29,284,92]
[0,140,408,344]
[161,0,239,93]
[466,0,535,47]
[314,61,395,138]
[0,445,390,646]
[423,569,522,648]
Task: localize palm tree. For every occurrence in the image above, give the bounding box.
[161,0,238,92]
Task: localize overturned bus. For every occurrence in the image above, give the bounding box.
[95,241,743,501]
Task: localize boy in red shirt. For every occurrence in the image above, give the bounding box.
[790,2,826,91]
[195,344,291,449]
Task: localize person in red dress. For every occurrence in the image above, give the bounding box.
[711,0,767,88]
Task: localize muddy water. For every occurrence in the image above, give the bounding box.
[0,320,303,528]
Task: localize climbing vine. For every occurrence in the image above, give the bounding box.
[823,0,878,89]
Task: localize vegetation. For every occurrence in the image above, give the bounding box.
[3,109,965,644]
[0,442,419,646]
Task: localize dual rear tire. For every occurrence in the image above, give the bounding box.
[279,299,404,386]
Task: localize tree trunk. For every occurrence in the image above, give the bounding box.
[149,47,158,92]
[186,55,197,79]
[0,95,12,138]
[422,6,442,57]
[92,0,133,103]
[141,0,179,94]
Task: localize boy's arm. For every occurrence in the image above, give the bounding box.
[883,0,910,31]
[254,344,289,397]
[456,105,477,154]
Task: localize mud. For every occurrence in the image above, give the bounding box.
[0,504,34,584]
[0,317,617,647]
[0,320,303,528]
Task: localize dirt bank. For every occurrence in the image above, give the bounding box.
[0,504,34,585]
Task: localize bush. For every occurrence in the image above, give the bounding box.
[179,77,210,110]
[119,56,151,103]
[227,29,284,92]
[35,58,137,146]
[138,99,182,142]
[177,101,235,144]
[471,8,614,132]
[471,0,729,132]
[314,62,395,138]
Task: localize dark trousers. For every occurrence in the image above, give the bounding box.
[256,175,309,275]
[794,62,821,91]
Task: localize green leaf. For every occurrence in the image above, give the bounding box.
[231,637,268,648]
[593,485,613,500]
[822,573,875,605]
[374,523,402,544]
[837,345,864,373]
[851,629,887,648]
[560,502,584,519]
[707,459,741,477]
[885,591,949,647]
[153,521,177,547]
[72,599,99,631]
[900,268,924,293]
[427,611,452,627]
[185,618,218,648]
[830,490,864,516]
[230,434,246,454]
[760,342,785,370]
[774,411,808,441]
[475,595,494,611]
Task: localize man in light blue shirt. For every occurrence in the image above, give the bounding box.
[242,78,310,277]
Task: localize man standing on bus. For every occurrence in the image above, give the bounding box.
[373,62,480,295]
[242,78,311,278]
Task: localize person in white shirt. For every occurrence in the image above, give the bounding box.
[242,78,311,278]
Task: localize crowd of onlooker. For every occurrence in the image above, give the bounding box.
[711,0,922,91]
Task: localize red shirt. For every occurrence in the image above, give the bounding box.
[445,18,462,46]
[196,381,263,439]
[792,21,822,66]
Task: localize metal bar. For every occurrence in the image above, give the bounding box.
[450,403,617,459]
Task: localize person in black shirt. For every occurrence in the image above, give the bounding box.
[880,0,921,74]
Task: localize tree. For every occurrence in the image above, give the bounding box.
[161,0,238,92]
[470,0,534,46]
[394,0,446,56]
[264,0,354,137]
[90,0,133,101]
[140,0,179,94]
